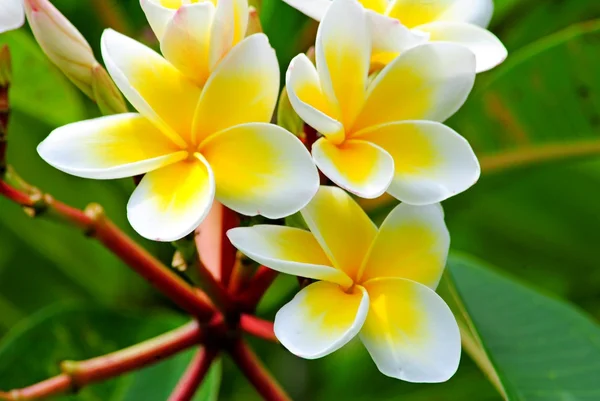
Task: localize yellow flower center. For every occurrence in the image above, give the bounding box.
[159,0,215,9]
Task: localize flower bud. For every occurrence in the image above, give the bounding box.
[91,64,127,115]
[0,0,25,34]
[23,0,97,99]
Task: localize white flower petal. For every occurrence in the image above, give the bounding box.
[316,0,370,129]
[227,225,352,287]
[209,0,249,69]
[140,0,177,40]
[101,28,200,147]
[275,281,369,359]
[300,186,377,281]
[37,113,185,179]
[193,34,279,144]
[281,0,330,21]
[200,123,319,219]
[312,138,394,199]
[359,203,449,288]
[352,42,476,131]
[360,278,461,383]
[0,0,25,34]
[367,11,429,65]
[127,155,215,242]
[438,0,494,28]
[418,22,506,73]
[286,54,344,140]
[161,2,215,85]
[356,121,480,204]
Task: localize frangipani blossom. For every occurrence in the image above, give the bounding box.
[228,186,460,382]
[0,0,24,34]
[283,0,506,72]
[287,0,480,204]
[38,30,319,241]
[141,0,249,85]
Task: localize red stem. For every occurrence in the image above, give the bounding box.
[240,315,278,343]
[168,348,218,401]
[228,340,291,401]
[1,321,203,400]
[239,267,279,310]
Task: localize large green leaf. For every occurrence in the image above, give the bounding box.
[449,19,600,175]
[442,255,600,401]
[0,304,221,401]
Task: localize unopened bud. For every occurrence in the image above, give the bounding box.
[92,64,127,115]
[246,6,263,36]
[23,0,97,99]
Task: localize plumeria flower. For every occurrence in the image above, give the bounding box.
[283,0,506,72]
[286,0,480,204]
[140,0,249,86]
[38,30,319,241]
[0,0,24,34]
[228,186,460,382]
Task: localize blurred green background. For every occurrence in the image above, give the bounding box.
[2,0,600,400]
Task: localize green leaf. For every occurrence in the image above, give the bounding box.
[441,255,600,401]
[449,20,600,175]
[0,304,221,400]
[0,30,86,126]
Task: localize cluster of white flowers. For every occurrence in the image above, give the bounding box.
[1,0,506,383]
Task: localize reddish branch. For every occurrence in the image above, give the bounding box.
[168,348,219,401]
[240,315,278,343]
[0,321,202,401]
[239,266,279,310]
[228,340,291,401]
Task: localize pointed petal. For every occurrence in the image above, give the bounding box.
[316,0,370,129]
[301,186,377,280]
[359,203,449,288]
[140,0,177,40]
[280,0,330,21]
[352,42,475,131]
[367,11,429,67]
[286,54,344,141]
[356,121,480,204]
[312,138,394,199]
[360,278,461,383]
[418,22,507,73]
[193,34,279,143]
[127,155,215,241]
[275,281,369,358]
[227,226,353,287]
[200,123,319,218]
[161,3,215,85]
[0,0,25,33]
[37,113,185,179]
[101,29,200,147]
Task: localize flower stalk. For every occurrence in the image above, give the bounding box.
[168,348,219,401]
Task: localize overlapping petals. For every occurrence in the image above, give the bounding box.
[286,0,480,203]
[282,0,506,73]
[228,186,460,382]
[38,29,318,241]
[141,0,249,84]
